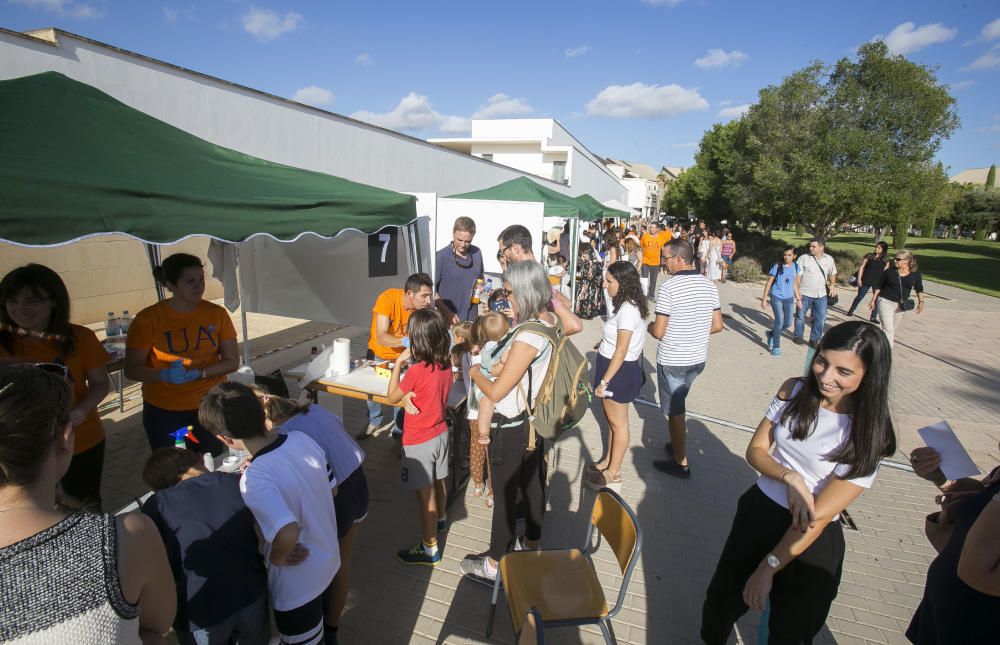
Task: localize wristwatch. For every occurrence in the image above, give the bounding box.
[766,554,781,570]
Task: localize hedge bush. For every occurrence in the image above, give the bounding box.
[728,257,764,283]
[731,230,861,285]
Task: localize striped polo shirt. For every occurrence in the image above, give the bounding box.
[654,269,720,367]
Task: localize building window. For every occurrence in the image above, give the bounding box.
[552,160,566,183]
[481,153,493,161]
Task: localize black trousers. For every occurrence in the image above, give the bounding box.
[701,484,845,645]
[487,414,546,561]
[60,440,105,512]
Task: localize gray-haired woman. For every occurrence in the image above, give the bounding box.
[460,260,557,586]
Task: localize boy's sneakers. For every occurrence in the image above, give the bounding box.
[460,555,498,587]
[771,347,781,357]
[396,542,441,566]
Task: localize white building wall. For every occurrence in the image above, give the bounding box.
[0,29,566,199]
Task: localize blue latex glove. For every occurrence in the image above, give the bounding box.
[160,359,199,384]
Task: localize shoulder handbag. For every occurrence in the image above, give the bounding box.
[898,273,916,311]
[810,256,838,306]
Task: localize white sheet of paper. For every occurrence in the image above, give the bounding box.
[917,421,981,480]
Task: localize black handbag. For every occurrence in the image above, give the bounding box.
[898,274,916,311]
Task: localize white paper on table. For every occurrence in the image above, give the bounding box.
[917,421,981,480]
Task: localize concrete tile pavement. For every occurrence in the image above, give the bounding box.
[90,273,996,643]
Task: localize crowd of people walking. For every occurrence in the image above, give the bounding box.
[0,214,989,645]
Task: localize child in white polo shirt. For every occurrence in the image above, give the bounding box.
[199,382,339,645]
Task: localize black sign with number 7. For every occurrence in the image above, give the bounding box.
[368,229,398,277]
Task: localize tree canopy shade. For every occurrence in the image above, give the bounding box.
[0,72,417,246]
[448,177,605,221]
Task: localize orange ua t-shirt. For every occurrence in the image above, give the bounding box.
[368,288,412,361]
[0,325,110,453]
[641,230,673,266]
[126,299,237,411]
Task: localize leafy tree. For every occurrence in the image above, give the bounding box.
[670,42,958,241]
[987,164,996,190]
[952,184,1000,241]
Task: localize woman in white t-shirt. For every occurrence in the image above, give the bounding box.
[460,260,555,587]
[701,321,897,645]
[585,261,648,492]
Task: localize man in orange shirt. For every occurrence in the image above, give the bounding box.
[363,273,433,438]
[640,221,673,298]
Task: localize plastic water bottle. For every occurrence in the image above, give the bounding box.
[105,312,120,338]
[119,310,132,335]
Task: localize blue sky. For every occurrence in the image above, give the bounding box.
[3,0,998,175]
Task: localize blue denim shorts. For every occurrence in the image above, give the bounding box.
[657,362,705,417]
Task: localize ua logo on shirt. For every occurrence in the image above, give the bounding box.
[163,326,219,354]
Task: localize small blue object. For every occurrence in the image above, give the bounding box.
[402,336,410,348]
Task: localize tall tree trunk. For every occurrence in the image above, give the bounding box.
[893,219,910,249]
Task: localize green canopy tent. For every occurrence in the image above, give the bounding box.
[576,194,629,221]
[449,176,608,303]
[0,72,419,364]
[449,176,604,221]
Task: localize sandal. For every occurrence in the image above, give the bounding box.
[485,490,494,508]
[584,462,608,475]
[585,469,622,492]
[471,482,483,498]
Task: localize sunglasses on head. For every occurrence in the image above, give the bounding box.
[31,362,69,380]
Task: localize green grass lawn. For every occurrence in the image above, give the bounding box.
[771,231,1000,298]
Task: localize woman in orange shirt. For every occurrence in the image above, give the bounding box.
[126,254,238,456]
[0,264,111,511]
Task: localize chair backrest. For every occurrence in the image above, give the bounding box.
[589,488,642,618]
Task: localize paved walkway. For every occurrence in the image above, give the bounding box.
[91,271,998,644]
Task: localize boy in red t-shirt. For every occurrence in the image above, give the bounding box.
[387,309,454,566]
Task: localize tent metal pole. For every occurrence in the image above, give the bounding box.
[234,244,252,367]
[569,219,578,306]
[407,222,423,274]
[145,244,164,302]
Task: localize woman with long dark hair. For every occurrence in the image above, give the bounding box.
[0,364,175,641]
[125,254,239,456]
[759,246,802,358]
[0,264,110,510]
[586,261,648,492]
[574,237,604,320]
[846,241,889,322]
[701,321,897,644]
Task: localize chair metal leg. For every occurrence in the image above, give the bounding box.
[486,568,502,636]
[599,619,617,645]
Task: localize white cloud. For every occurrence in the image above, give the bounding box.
[964,44,1000,70]
[977,123,1000,134]
[471,93,533,119]
[949,80,975,91]
[438,115,472,134]
[718,104,751,120]
[585,82,708,119]
[980,17,1000,41]
[718,99,734,106]
[672,142,699,149]
[874,22,957,55]
[11,0,101,19]
[640,0,685,6]
[163,6,178,22]
[163,5,195,23]
[241,7,302,42]
[694,48,748,70]
[291,86,333,107]
[355,53,374,66]
[351,93,469,133]
[565,45,590,58]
